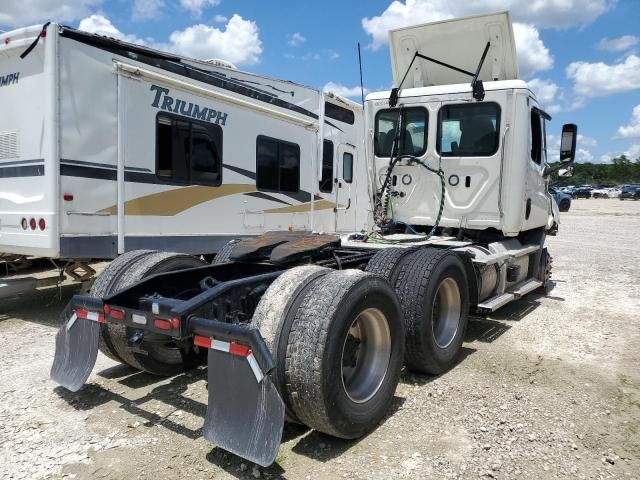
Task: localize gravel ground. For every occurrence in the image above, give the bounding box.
[1,198,639,480]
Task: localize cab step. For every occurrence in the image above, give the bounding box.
[477,279,543,312]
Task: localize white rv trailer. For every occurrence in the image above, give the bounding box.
[0,24,368,265]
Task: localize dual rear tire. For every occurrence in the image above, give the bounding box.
[93,250,206,376]
[367,247,470,375]
[252,267,405,439]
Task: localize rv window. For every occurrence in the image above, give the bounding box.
[319,140,334,193]
[256,136,300,192]
[437,103,500,157]
[156,114,222,185]
[325,102,355,125]
[374,107,427,158]
[343,152,353,183]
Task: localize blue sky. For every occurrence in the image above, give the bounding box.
[1,0,639,163]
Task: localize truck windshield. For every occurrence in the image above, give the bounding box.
[374,107,427,158]
[437,102,500,157]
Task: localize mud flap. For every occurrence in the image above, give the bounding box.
[50,305,100,392]
[203,348,285,467]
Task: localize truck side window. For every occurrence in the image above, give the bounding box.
[256,135,300,192]
[374,107,427,157]
[437,102,500,157]
[156,113,222,185]
[319,140,334,193]
[530,109,543,165]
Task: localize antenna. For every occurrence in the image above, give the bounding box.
[357,42,365,106]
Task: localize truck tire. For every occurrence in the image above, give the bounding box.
[99,252,207,376]
[365,247,417,284]
[211,239,240,265]
[285,270,404,439]
[393,248,470,375]
[92,250,156,363]
[251,265,331,422]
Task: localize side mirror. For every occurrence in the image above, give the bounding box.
[560,123,577,163]
[558,166,573,177]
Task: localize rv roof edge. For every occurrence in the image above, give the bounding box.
[114,61,317,129]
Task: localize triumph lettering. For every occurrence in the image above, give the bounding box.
[0,72,19,87]
[149,84,228,126]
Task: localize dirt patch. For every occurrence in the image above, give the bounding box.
[1,200,639,479]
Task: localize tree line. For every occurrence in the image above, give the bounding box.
[551,155,640,186]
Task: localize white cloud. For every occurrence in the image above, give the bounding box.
[624,144,640,160]
[566,54,640,97]
[596,35,639,52]
[180,0,221,18]
[577,134,597,147]
[576,148,593,163]
[528,78,559,107]
[323,82,369,99]
[78,14,143,43]
[328,50,340,60]
[599,154,613,163]
[617,104,640,139]
[288,32,306,46]
[0,0,102,27]
[213,14,227,23]
[512,23,553,78]
[361,0,612,50]
[132,0,164,20]
[169,14,262,65]
[78,13,261,66]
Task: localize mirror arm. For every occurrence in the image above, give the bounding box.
[543,162,573,177]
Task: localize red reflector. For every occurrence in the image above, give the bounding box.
[154,318,172,330]
[193,335,212,349]
[170,317,180,329]
[229,342,251,357]
[109,308,125,321]
[40,30,47,38]
[29,218,36,230]
[103,304,110,315]
[4,38,9,45]
[38,218,46,231]
[75,308,105,323]
[63,193,74,201]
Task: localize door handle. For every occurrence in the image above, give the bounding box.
[334,198,351,212]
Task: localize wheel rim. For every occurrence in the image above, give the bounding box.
[431,277,461,349]
[340,308,391,404]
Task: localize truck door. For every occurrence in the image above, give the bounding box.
[335,143,357,231]
[435,100,503,229]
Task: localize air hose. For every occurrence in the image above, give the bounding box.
[371,154,446,243]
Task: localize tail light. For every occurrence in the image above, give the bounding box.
[29,218,36,230]
[38,218,46,231]
[21,218,28,230]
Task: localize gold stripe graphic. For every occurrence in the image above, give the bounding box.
[100,184,256,216]
[264,199,337,214]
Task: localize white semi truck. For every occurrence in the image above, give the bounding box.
[51,12,577,466]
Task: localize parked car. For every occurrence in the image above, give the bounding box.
[549,187,571,212]
[619,186,640,200]
[606,188,622,198]
[591,187,620,198]
[572,186,592,199]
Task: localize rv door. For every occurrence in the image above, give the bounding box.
[335,143,357,231]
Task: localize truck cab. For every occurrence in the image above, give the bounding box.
[364,11,571,241]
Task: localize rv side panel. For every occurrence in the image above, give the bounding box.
[0,26,59,257]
